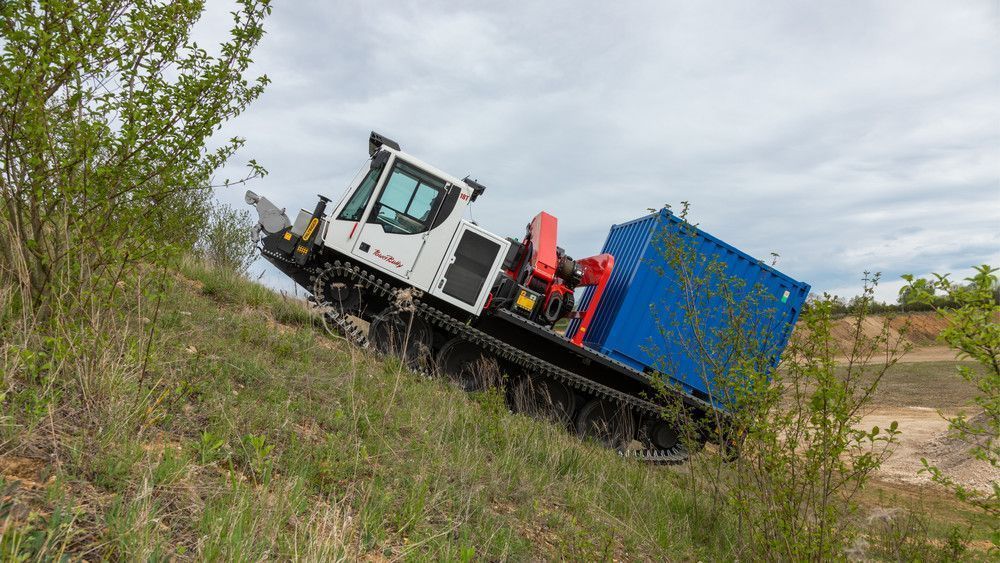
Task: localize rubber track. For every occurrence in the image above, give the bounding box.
[310,263,371,348]
[272,250,687,464]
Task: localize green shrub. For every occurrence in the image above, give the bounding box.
[648,203,906,560]
[0,0,270,320]
[904,265,1000,551]
[197,202,258,276]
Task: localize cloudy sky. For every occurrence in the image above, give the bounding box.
[203,1,999,302]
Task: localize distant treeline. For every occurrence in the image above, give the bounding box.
[804,283,1000,316]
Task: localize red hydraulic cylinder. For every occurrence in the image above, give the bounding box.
[570,253,614,346]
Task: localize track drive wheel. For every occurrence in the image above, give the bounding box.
[310,267,368,345]
[512,376,576,424]
[313,268,363,313]
[369,309,433,368]
[575,398,635,449]
[435,338,498,392]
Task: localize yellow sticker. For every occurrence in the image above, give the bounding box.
[516,290,537,311]
[303,218,319,241]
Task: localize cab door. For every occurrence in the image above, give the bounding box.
[351,158,449,281]
[430,221,509,314]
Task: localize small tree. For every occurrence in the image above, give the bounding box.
[903,265,999,550]
[0,0,272,482]
[197,202,257,276]
[0,0,271,319]
[646,204,905,560]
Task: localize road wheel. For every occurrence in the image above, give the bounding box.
[369,309,433,369]
[575,398,635,449]
[435,338,498,392]
[512,376,576,424]
[642,418,680,451]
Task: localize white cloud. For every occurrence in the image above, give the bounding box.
[203,0,999,301]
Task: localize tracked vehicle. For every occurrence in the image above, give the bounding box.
[247,132,809,462]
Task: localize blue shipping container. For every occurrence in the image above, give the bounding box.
[567,209,810,400]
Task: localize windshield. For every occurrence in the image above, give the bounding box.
[369,160,446,234]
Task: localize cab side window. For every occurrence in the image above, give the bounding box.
[369,160,446,234]
[337,166,382,221]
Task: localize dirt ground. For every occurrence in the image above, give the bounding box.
[887,346,962,363]
[862,407,996,494]
[835,313,998,495]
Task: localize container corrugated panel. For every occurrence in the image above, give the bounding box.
[567,209,810,400]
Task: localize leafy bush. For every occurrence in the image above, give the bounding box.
[647,203,906,560]
[903,265,999,550]
[197,203,258,276]
[0,0,270,320]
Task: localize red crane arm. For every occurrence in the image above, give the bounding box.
[527,212,559,286]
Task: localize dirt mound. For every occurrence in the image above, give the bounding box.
[816,311,998,356]
[799,313,958,363]
[888,313,951,346]
[827,316,907,351]
[921,412,997,494]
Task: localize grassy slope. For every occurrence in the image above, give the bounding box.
[3,260,991,560]
[1,261,725,560]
